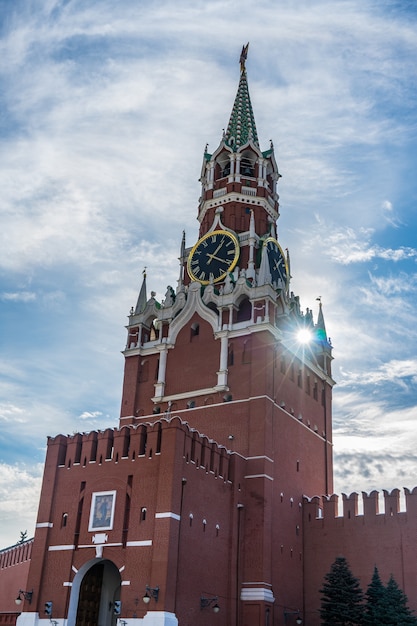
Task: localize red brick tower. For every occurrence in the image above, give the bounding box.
[119,44,335,624]
[18,46,334,626]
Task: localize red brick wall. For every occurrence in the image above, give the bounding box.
[0,539,32,615]
[303,489,417,626]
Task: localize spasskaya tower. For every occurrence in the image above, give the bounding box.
[20,45,335,626]
[118,44,334,622]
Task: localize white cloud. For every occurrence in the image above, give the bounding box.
[338,359,417,388]
[79,410,103,421]
[1,291,36,302]
[0,403,27,423]
[308,224,417,265]
[0,463,43,548]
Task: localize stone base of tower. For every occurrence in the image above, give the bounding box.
[16,614,178,626]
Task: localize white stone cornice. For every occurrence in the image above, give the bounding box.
[219,322,283,341]
[122,342,174,358]
[151,385,228,404]
[240,586,275,603]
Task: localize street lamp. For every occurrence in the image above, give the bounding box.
[200,596,220,613]
[284,609,302,624]
[15,590,33,606]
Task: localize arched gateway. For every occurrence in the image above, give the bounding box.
[67,559,121,626]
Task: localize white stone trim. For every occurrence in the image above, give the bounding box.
[142,612,178,626]
[240,587,275,603]
[168,282,219,344]
[36,522,53,528]
[78,542,123,548]
[244,474,274,481]
[152,386,221,404]
[126,540,152,547]
[48,544,75,551]
[155,512,180,521]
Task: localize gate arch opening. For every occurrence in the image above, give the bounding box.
[67,558,121,626]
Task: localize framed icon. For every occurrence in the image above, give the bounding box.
[88,490,116,531]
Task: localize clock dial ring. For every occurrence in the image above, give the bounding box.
[187,229,240,285]
[264,236,288,287]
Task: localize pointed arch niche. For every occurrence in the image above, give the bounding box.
[165,314,218,395]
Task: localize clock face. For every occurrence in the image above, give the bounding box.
[264,237,288,288]
[187,230,240,284]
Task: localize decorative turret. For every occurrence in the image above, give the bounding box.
[134,269,147,315]
[313,298,333,375]
[315,298,328,343]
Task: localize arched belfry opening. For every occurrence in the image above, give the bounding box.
[67,558,121,626]
[240,149,257,178]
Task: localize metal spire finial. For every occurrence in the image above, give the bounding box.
[240,43,249,72]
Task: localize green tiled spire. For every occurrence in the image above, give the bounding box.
[315,298,328,343]
[224,44,259,151]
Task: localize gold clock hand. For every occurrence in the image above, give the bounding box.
[211,238,225,257]
[207,253,232,265]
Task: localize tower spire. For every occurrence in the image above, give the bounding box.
[224,43,259,150]
[134,268,147,315]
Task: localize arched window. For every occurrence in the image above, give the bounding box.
[240,152,256,177]
[139,360,149,382]
[228,343,234,366]
[200,441,206,468]
[217,153,231,178]
[122,429,130,458]
[190,322,199,341]
[222,160,230,177]
[236,298,251,323]
[190,433,196,462]
[156,423,162,454]
[139,426,147,456]
[150,320,158,341]
[242,339,251,364]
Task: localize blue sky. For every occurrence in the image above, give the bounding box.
[1,0,417,548]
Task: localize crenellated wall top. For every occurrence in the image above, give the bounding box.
[46,414,233,472]
[304,487,417,521]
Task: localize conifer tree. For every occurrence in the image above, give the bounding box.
[363,566,387,625]
[320,556,364,625]
[18,530,27,544]
[384,574,417,625]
